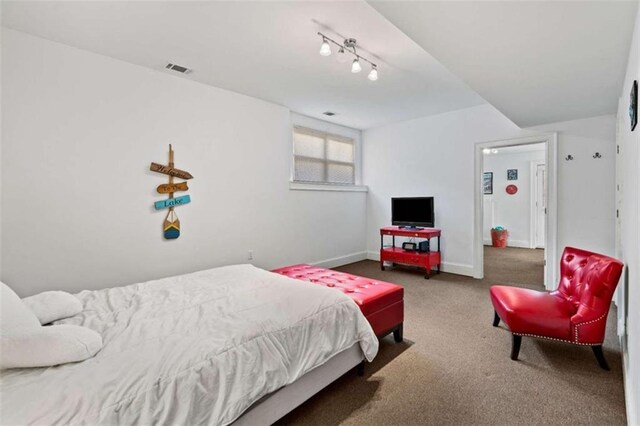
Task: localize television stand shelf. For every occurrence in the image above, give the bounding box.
[380,226,441,279]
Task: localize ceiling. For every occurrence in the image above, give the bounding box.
[369,0,639,127]
[1,1,486,130]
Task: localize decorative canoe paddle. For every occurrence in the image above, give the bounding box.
[164,209,180,239]
[152,145,192,240]
[157,182,189,194]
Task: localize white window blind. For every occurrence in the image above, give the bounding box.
[293,126,355,185]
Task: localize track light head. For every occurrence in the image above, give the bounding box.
[351,58,362,73]
[336,46,349,63]
[368,65,378,81]
[319,38,331,56]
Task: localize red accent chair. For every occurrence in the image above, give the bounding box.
[490,247,623,370]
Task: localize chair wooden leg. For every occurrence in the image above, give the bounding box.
[493,311,500,327]
[592,345,610,371]
[511,335,522,360]
[393,323,403,343]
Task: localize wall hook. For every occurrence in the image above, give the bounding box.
[565,155,574,161]
[593,152,602,159]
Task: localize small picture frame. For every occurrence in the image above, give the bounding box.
[630,80,637,131]
[507,169,518,181]
[483,172,493,195]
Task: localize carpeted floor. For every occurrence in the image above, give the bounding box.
[278,247,626,425]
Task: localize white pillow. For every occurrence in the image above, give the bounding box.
[0,281,40,335]
[22,291,83,325]
[1,282,102,369]
[1,324,103,369]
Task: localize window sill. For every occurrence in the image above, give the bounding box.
[289,182,369,193]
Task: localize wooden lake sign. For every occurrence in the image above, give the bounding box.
[154,195,191,210]
[152,145,193,240]
[157,182,189,194]
[150,162,194,180]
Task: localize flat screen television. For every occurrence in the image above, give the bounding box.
[391,197,434,228]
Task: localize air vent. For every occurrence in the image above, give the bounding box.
[323,111,337,116]
[165,63,192,74]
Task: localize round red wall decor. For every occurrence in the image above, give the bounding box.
[506,184,518,195]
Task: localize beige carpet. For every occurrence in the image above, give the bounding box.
[278,247,626,425]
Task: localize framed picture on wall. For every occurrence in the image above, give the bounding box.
[483,172,493,195]
[507,169,518,180]
[630,80,637,131]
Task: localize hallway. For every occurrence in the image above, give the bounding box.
[484,246,545,288]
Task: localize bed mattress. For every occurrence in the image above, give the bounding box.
[0,264,378,425]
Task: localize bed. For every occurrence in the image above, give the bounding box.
[0,264,379,425]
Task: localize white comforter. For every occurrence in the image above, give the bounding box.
[0,264,378,425]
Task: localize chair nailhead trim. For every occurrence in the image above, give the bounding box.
[574,312,607,343]
[513,333,602,346]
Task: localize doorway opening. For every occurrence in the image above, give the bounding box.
[474,134,558,290]
[482,143,545,287]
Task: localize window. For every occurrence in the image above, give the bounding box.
[293,126,355,185]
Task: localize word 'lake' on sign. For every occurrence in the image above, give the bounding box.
[156,182,189,194]
[149,162,194,180]
[154,195,191,210]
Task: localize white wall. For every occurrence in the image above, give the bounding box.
[528,115,616,257]
[363,105,616,277]
[0,29,367,296]
[616,4,640,425]
[482,147,545,248]
[363,104,522,276]
[0,19,3,281]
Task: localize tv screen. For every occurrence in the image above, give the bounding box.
[392,197,434,228]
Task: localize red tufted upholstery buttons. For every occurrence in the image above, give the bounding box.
[271,263,404,336]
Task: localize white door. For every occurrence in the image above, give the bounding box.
[535,163,546,248]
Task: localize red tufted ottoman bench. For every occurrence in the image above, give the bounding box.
[272,264,404,342]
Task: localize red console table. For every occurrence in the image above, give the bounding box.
[380,226,441,279]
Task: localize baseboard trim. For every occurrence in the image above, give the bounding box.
[483,239,532,249]
[312,251,368,269]
[440,262,475,277]
[620,335,638,426]
[365,251,474,277]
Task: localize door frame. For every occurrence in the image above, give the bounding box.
[530,160,546,249]
[473,133,558,290]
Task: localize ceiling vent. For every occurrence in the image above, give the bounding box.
[165,63,192,74]
[323,111,337,116]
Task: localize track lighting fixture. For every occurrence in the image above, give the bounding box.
[317,32,378,81]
